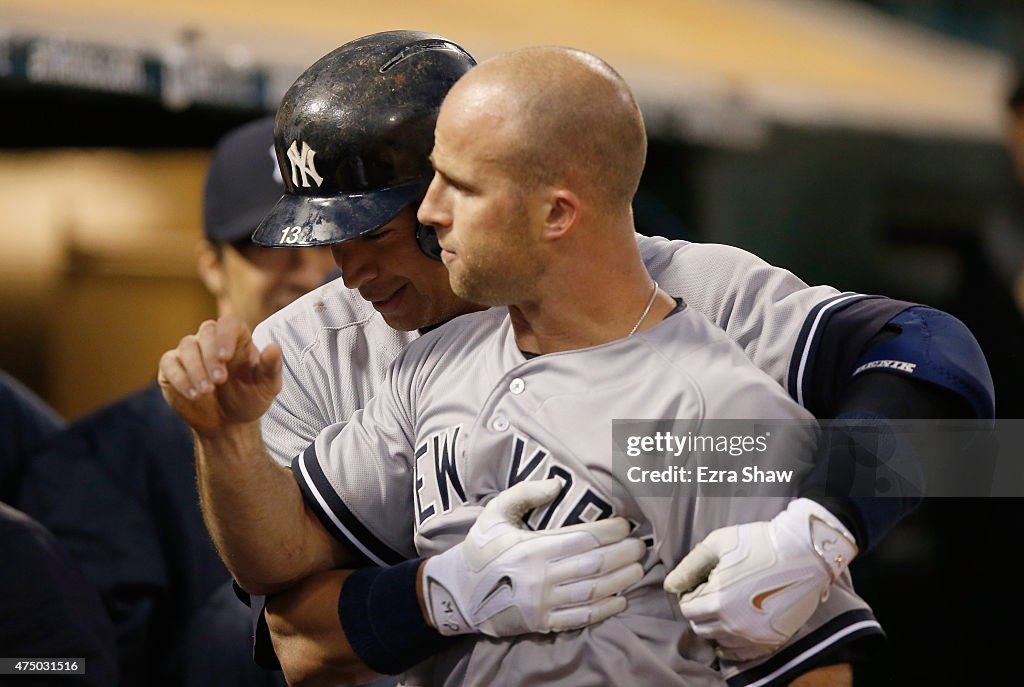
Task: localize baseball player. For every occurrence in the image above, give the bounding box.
[159,30,993,683]
[161,44,882,686]
[244,29,991,665]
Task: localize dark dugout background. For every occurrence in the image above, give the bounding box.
[2,1,1024,683]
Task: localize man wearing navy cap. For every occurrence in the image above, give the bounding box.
[16,117,335,687]
[197,118,338,333]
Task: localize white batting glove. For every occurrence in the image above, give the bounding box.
[663,498,858,662]
[422,479,646,637]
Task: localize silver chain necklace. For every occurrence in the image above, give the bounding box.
[628,280,659,336]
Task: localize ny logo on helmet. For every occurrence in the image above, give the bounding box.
[286,140,324,188]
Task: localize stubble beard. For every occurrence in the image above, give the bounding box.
[449,242,542,307]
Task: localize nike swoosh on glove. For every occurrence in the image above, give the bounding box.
[422,479,646,637]
[663,498,858,662]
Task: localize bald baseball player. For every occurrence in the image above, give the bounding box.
[159,45,880,683]
[157,30,992,682]
[242,30,991,667]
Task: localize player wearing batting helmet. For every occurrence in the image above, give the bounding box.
[159,30,994,687]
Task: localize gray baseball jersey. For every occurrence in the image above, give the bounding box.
[290,304,881,686]
[254,235,842,467]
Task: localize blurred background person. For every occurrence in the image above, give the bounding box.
[954,66,1024,418]
[0,501,119,687]
[0,369,63,504]
[15,116,336,687]
[1,371,117,686]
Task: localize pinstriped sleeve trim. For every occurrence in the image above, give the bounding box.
[291,444,405,567]
[787,295,919,416]
[787,293,874,408]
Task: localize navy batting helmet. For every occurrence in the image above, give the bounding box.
[252,31,476,249]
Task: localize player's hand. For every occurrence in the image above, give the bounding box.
[663,498,858,662]
[421,479,646,637]
[157,315,282,437]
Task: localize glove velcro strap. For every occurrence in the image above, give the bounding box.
[338,559,457,675]
[787,499,858,581]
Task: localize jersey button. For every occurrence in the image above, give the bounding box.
[509,378,525,394]
[491,416,510,431]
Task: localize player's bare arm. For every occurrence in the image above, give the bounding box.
[264,569,383,687]
[158,314,350,593]
[789,663,852,687]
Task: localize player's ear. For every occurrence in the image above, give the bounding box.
[196,239,227,297]
[541,188,580,242]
